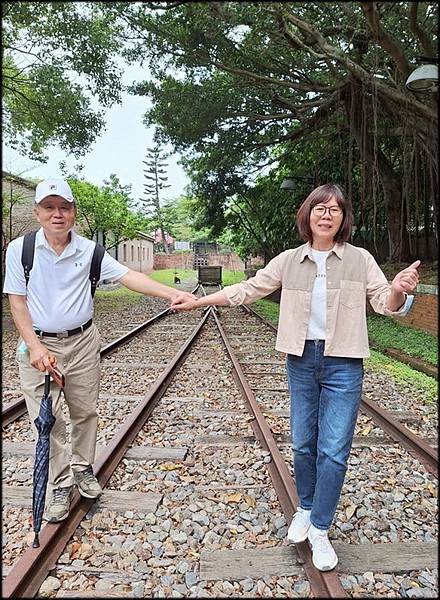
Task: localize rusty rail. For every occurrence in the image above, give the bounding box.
[212,309,348,598]
[2,308,172,426]
[360,395,438,476]
[243,303,438,477]
[2,309,210,598]
[2,279,202,427]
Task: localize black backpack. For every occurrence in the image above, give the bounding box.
[21,231,105,298]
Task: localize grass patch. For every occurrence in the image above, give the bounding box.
[365,350,437,405]
[221,270,246,286]
[367,314,437,366]
[94,286,143,312]
[149,268,194,286]
[253,299,280,325]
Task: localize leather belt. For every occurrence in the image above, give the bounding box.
[34,319,93,339]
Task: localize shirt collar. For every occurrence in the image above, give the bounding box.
[299,241,345,262]
[35,227,81,255]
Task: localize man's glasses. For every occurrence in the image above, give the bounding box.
[312,205,343,217]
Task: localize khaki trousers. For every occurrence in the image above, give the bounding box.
[17,324,101,491]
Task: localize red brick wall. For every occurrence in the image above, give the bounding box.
[395,292,438,336]
[366,288,438,336]
[153,253,194,270]
[153,252,262,271]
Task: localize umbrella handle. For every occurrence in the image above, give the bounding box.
[44,373,51,396]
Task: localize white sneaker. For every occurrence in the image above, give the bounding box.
[308,524,338,571]
[287,507,311,543]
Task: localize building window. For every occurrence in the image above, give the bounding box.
[131,246,134,261]
[143,247,145,260]
[123,244,127,262]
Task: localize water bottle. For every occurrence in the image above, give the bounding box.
[18,340,28,356]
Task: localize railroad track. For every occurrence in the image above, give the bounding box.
[2,286,438,597]
[239,303,437,478]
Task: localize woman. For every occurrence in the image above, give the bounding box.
[172,184,419,571]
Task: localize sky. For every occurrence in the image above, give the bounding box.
[2,65,190,205]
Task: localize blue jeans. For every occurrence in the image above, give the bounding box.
[286,340,363,530]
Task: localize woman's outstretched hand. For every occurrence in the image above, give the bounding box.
[391,260,420,294]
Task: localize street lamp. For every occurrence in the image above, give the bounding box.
[280,175,315,191]
[405,57,438,92]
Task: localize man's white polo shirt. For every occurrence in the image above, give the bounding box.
[3,228,129,332]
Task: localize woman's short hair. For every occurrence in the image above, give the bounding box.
[296,183,353,243]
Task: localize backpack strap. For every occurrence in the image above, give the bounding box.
[21,231,105,298]
[89,243,105,298]
[21,230,37,288]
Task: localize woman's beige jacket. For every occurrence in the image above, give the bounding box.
[223,242,408,358]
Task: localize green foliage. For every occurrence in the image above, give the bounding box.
[140,144,169,222]
[119,1,437,262]
[2,2,123,159]
[161,196,213,242]
[367,314,437,366]
[220,174,305,260]
[365,350,437,405]
[2,183,33,268]
[68,174,150,250]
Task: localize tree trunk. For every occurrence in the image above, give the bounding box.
[378,164,407,261]
[342,83,409,261]
[160,224,169,254]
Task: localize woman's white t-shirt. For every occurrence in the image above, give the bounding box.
[306,248,330,340]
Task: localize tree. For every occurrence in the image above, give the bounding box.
[140,144,171,253]
[2,178,36,274]
[117,1,437,262]
[69,175,150,251]
[161,195,213,242]
[2,2,123,160]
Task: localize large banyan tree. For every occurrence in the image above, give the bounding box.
[112,1,438,261]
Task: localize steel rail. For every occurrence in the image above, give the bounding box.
[2,307,174,426]
[360,396,438,476]
[243,303,438,477]
[212,309,348,598]
[2,309,211,599]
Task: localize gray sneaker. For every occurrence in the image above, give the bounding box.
[45,486,72,522]
[74,465,102,499]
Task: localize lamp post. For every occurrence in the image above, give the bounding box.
[405,57,438,93]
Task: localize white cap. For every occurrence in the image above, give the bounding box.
[35,179,74,203]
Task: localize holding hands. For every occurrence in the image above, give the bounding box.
[169,290,200,311]
[171,289,228,312]
[391,260,420,294]
[171,295,201,311]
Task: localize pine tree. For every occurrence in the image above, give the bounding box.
[140,144,171,253]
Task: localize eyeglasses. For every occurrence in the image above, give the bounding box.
[312,205,343,217]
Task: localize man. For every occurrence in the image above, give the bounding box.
[3,178,196,522]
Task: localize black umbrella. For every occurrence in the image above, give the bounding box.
[32,368,64,548]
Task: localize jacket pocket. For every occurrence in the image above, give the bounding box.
[340,280,364,309]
